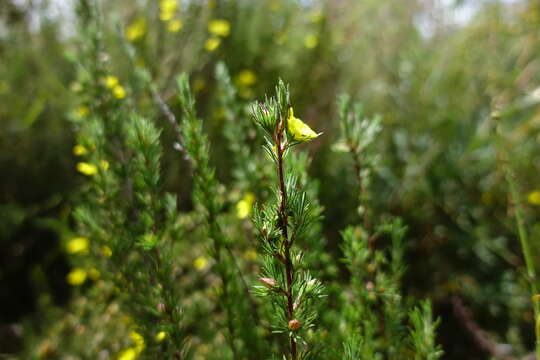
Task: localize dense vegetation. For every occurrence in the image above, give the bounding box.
[2,0,540,359]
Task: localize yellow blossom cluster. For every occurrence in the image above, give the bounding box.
[236,192,255,219]
[66,237,89,254]
[117,331,145,360]
[158,0,183,33]
[205,19,230,52]
[105,75,126,99]
[528,190,540,206]
[126,18,147,42]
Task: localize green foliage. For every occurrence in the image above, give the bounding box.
[4,1,540,359]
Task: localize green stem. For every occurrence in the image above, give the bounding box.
[276,122,297,360]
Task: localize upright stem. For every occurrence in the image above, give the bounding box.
[276,122,297,360]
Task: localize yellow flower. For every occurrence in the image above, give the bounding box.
[102,245,113,257]
[287,107,321,142]
[205,37,221,51]
[77,162,98,176]
[155,331,167,342]
[304,34,318,49]
[194,256,209,271]
[167,18,183,33]
[159,0,178,21]
[126,18,147,42]
[208,19,230,37]
[236,192,255,219]
[528,191,540,206]
[66,268,87,286]
[66,237,89,254]
[75,105,89,118]
[130,331,145,354]
[236,70,257,87]
[117,348,137,360]
[73,145,88,156]
[105,75,119,89]
[113,85,126,99]
[100,160,110,170]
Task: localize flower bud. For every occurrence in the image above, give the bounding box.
[288,319,302,331]
[259,277,278,289]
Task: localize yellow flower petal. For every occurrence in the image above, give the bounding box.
[105,75,119,89]
[66,237,89,254]
[167,18,183,33]
[236,192,255,219]
[73,145,88,156]
[126,18,147,42]
[236,70,257,87]
[155,331,167,342]
[66,268,87,286]
[159,0,178,21]
[208,19,230,37]
[528,191,540,206]
[77,162,98,176]
[117,348,137,360]
[287,107,321,142]
[205,37,221,51]
[130,331,145,354]
[194,256,209,270]
[112,85,126,99]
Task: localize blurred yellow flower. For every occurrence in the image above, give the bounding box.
[159,0,178,21]
[77,162,98,176]
[113,85,126,99]
[66,237,89,254]
[208,19,230,37]
[194,256,209,270]
[130,331,145,353]
[75,105,89,118]
[236,70,257,87]
[155,331,167,342]
[100,160,110,170]
[117,348,137,360]
[72,144,88,156]
[528,191,540,205]
[167,18,183,33]
[287,107,321,142]
[304,34,318,49]
[105,75,119,89]
[205,37,221,51]
[102,245,113,257]
[236,192,255,219]
[66,268,87,286]
[126,18,147,42]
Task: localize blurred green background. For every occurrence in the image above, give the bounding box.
[2,0,540,358]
